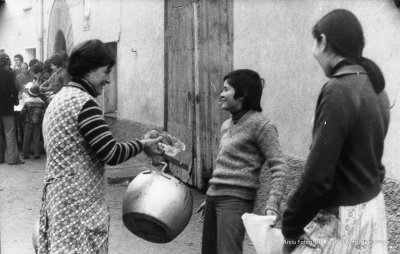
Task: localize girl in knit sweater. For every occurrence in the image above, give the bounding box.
[199,69,288,254]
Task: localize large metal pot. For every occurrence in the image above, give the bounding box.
[122,163,193,243]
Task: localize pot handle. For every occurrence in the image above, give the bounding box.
[160,162,172,180]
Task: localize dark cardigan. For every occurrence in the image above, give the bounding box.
[282,64,390,239]
[0,67,19,116]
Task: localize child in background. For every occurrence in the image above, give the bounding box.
[21,85,45,159]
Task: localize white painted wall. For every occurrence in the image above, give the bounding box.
[41,0,165,127]
[233,0,400,179]
[0,0,39,64]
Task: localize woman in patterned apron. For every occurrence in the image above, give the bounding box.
[282,9,390,253]
[38,39,162,253]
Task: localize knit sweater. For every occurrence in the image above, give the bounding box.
[207,110,288,213]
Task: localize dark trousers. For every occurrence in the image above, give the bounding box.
[22,123,41,159]
[0,115,21,164]
[14,111,24,150]
[202,195,255,254]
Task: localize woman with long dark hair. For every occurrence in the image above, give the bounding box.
[282,9,390,253]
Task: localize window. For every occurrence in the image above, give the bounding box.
[25,47,36,62]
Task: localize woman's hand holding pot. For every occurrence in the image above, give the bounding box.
[141,136,163,157]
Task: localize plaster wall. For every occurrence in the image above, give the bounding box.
[42,0,165,127]
[0,0,38,63]
[233,0,400,179]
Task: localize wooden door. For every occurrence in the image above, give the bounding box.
[165,0,233,188]
[166,0,197,184]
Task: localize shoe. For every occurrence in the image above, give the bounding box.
[34,156,40,159]
[23,156,29,159]
[8,160,25,165]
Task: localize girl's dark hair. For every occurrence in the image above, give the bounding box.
[68,39,115,78]
[30,62,44,74]
[223,69,264,112]
[49,54,64,68]
[312,9,384,93]
[29,58,39,68]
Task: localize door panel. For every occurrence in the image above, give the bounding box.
[166,0,233,188]
[166,0,196,183]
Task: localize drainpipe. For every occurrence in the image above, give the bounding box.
[39,0,44,60]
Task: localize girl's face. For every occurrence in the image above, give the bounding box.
[84,65,111,95]
[50,63,57,71]
[220,80,243,112]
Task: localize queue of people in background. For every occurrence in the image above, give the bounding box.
[19,52,70,159]
[0,51,71,164]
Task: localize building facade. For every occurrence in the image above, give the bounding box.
[1,0,399,188]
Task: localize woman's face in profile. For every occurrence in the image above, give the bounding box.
[312,38,323,65]
[312,36,330,77]
[220,80,243,113]
[85,65,111,95]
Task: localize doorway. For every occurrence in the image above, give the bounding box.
[53,30,66,53]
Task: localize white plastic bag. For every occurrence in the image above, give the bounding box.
[242,213,284,254]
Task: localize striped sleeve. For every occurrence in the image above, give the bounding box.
[78,99,143,165]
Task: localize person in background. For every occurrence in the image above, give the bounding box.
[0,53,24,165]
[38,39,163,253]
[199,69,288,254]
[16,62,33,95]
[29,58,40,69]
[30,62,45,84]
[39,53,70,95]
[13,53,24,76]
[40,59,53,84]
[282,9,390,254]
[21,85,45,159]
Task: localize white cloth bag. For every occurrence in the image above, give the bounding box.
[242,213,283,254]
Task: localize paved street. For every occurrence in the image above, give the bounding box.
[0,156,257,254]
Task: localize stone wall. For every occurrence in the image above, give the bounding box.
[255,157,400,253]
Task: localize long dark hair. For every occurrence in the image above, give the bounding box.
[223,69,264,112]
[312,9,385,93]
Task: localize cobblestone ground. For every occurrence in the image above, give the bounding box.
[0,156,257,254]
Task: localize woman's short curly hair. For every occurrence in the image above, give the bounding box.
[68,39,115,78]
